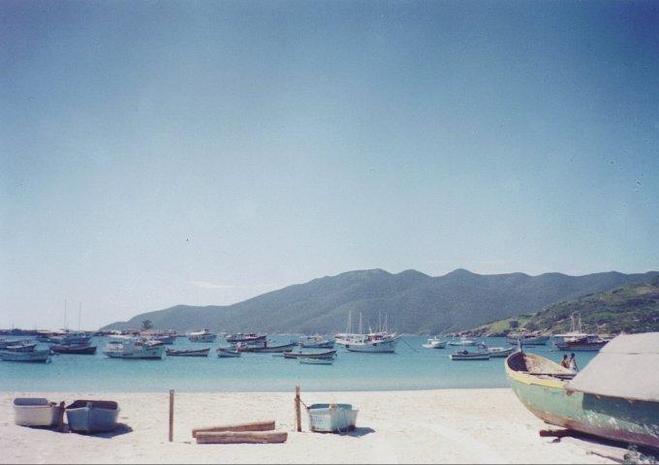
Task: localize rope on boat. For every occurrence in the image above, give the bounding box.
[400,337,419,353]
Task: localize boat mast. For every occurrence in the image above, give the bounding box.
[64,298,68,331]
[359,313,363,334]
[78,302,82,331]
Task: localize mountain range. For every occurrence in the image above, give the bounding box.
[101,268,659,334]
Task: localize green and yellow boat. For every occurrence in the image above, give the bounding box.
[505,333,659,450]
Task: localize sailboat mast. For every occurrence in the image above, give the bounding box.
[64,298,68,330]
[78,302,82,331]
[359,313,363,334]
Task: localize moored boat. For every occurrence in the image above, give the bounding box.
[66,400,119,434]
[13,398,63,427]
[422,337,447,349]
[299,357,334,365]
[0,349,51,363]
[216,346,241,358]
[51,343,97,355]
[225,333,267,344]
[506,333,550,346]
[103,336,164,359]
[448,336,477,347]
[237,341,297,353]
[299,335,335,349]
[283,349,337,359]
[188,329,217,343]
[5,342,38,352]
[506,333,659,450]
[449,349,490,361]
[485,345,515,358]
[166,347,210,357]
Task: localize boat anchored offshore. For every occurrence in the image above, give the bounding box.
[299,357,334,365]
[299,335,335,349]
[166,347,210,357]
[51,343,97,355]
[216,346,241,358]
[103,336,165,359]
[450,347,490,361]
[237,340,297,353]
[506,333,549,346]
[506,332,659,450]
[225,333,267,344]
[422,337,447,349]
[448,336,477,347]
[188,329,217,343]
[484,345,515,358]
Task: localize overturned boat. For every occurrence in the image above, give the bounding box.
[506,332,659,450]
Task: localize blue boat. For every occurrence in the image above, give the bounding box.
[66,400,119,434]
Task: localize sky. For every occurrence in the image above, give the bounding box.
[1,0,658,330]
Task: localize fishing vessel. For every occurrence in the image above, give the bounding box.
[299,357,334,365]
[422,337,447,349]
[448,336,477,347]
[51,343,97,355]
[103,336,165,359]
[484,345,515,358]
[237,340,297,353]
[53,331,91,346]
[506,332,659,449]
[299,335,335,349]
[225,333,267,344]
[188,329,217,343]
[66,400,119,434]
[506,333,550,346]
[216,346,241,358]
[553,313,609,351]
[165,347,210,357]
[0,348,51,363]
[143,330,177,345]
[13,398,63,427]
[335,311,399,353]
[283,349,337,359]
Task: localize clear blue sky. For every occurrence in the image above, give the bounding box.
[1,1,658,330]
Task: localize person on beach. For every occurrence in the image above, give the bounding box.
[569,353,578,372]
[560,354,570,369]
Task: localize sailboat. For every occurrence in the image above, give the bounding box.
[553,314,609,352]
[335,311,399,353]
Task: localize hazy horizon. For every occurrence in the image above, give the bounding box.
[2,1,658,330]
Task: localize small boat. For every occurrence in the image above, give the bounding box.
[103,336,165,359]
[216,347,241,358]
[299,357,334,365]
[0,338,24,349]
[307,404,358,433]
[13,398,63,427]
[0,349,51,363]
[343,333,399,353]
[485,345,515,358]
[554,334,609,352]
[66,400,119,434]
[448,336,477,347]
[237,341,297,353]
[166,347,210,357]
[449,349,490,361]
[506,333,549,346]
[506,333,659,449]
[5,342,38,352]
[53,332,92,346]
[225,333,267,344]
[51,344,97,355]
[422,337,447,349]
[188,329,217,343]
[299,336,335,349]
[283,349,337,359]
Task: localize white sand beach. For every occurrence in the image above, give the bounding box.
[0,388,626,464]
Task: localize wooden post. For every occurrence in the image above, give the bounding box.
[295,385,302,432]
[169,389,175,442]
[56,401,66,433]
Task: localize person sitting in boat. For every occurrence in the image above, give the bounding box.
[568,353,578,372]
[560,354,570,369]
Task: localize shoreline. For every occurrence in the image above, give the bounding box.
[0,388,625,464]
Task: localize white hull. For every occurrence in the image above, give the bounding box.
[0,349,51,363]
[345,339,398,353]
[14,398,62,427]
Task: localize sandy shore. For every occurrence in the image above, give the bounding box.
[0,389,626,464]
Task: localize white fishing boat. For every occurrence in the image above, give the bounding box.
[217,346,241,358]
[448,336,477,346]
[336,311,398,353]
[103,336,165,359]
[422,337,447,349]
[13,398,63,427]
[307,404,358,433]
[299,357,334,365]
[449,348,490,361]
[5,342,38,352]
[188,329,217,343]
[484,345,515,358]
[225,333,267,344]
[299,335,335,349]
[0,349,51,363]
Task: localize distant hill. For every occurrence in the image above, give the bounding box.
[465,277,659,336]
[101,269,659,335]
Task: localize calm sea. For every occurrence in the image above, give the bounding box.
[0,336,597,392]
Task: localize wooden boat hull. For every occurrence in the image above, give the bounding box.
[166,348,210,357]
[239,342,297,353]
[283,350,337,359]
[51,344,97,355]
[0,349,51,363]
[299,357,334,365]
[13,398,62,427]
[506,352,659,449]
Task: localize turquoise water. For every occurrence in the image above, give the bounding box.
[0,336,597,392]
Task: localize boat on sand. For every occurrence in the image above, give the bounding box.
[13,398,63,427]
[506,333,659,449]
[66,400,119,434]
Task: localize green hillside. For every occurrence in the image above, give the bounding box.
[467,278,659,336]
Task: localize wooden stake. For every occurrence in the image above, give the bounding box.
[169,389,175,442]
[55,401,66,433]
[295,385,302,432]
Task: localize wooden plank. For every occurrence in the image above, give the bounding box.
[192,421,276,438]
[196,431,288,444]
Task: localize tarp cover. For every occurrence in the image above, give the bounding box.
[566,332,659,402]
